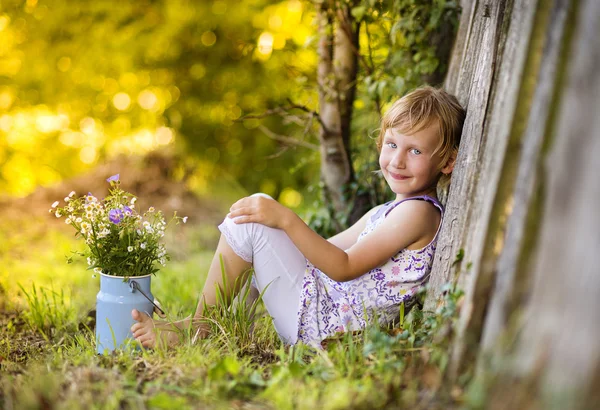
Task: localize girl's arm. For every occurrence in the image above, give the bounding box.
[327,205,381,250]
[228,196,438,282]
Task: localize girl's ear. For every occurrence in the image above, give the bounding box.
[441,149,457,175]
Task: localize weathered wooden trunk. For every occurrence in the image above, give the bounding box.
[424,0,600,407]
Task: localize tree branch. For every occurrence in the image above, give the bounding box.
[236,102,330,135]
[258,125,319,151]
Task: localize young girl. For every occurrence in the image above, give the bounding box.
[131,86,465,349]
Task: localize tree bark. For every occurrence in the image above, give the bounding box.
[316,0,359,216]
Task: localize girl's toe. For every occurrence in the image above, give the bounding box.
[141,338,155,348]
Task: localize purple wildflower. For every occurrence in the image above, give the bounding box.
[123,205,133,215]
[108,208,124,224]
[106,174,120,183]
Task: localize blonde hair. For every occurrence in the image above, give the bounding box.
[377,86,465,167]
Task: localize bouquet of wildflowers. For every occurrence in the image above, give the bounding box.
[51,174,186,277]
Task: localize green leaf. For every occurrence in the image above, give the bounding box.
[351,6,367,21]
[288,361,304,377]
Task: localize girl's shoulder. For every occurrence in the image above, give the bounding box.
[382,196,443,250]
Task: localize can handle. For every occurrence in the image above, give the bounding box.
[129,280,166,317]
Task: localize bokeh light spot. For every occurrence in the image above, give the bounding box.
[57,56,71,72]
[0,91,14,110]
[226,138,242,155]
[269,15,282,30]
[36,114,66,133]
[59,131,84,148]
[104,78,119,94]
[79,146,97,164]
[112,93,131,111]
[279,188,303,208]
[354,99,365,109]
[287,0,302,13]
[190,64,206,80]
[79,117,97,135]
[2,155,35,195]
[0,115,13,132]
[257,32,274,57]
[119,72,138,88]
[156,127,174,145]
[0,15,10,31]
[259,180,277,197]
[138,89,158,110]
[273,34,286,50]
[201,31,217,47]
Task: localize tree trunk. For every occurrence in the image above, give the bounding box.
[316,0,359,216]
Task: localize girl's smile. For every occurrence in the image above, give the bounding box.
[387,171,410,180]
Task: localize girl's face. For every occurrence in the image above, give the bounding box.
[379,123,453,200]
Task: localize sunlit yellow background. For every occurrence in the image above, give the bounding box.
[0,0,316,209]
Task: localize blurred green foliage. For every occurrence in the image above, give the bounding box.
[0,0,460,215]
[0,0,318,199]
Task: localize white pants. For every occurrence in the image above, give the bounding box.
[217,194,306,344]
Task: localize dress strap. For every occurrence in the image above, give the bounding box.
[383,195,443,218]
[369,200,393,222]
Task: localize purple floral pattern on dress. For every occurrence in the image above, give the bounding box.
[296,196,443,347]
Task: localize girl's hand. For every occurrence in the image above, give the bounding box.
[228,196,294,230]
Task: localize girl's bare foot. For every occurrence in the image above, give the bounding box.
[130,309,180,348]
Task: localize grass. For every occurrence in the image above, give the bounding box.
[0,215,467,410]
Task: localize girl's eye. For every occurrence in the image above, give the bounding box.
[410,148,422,155]
[386,142,397,149]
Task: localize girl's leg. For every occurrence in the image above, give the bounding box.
[217,215,307,344]
[132,194,307,346]
[131,233,252,348]
[197,234,253,309]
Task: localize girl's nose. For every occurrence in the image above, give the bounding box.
[391,151,406,168]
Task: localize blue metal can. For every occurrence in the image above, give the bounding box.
[96,273,154,354]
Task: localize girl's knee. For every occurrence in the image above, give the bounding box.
[221,213,253,235]
[250,192,273,200]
